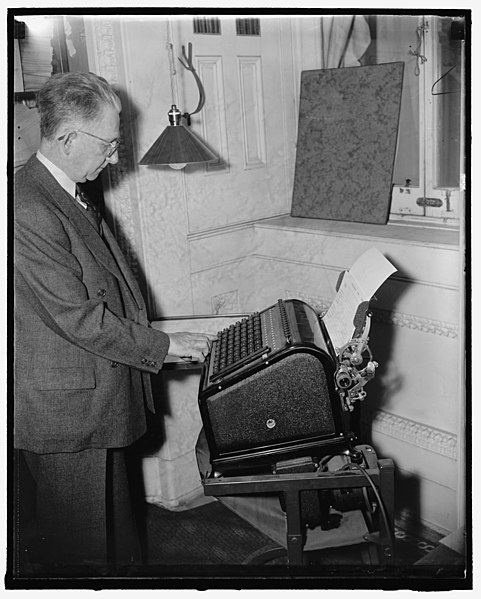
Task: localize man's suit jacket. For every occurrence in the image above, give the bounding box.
[14,156,170,453]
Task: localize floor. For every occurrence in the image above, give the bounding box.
[10,456,468,589]
[141,492,445,567]
[10,493,469,590]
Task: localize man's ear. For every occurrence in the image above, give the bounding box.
[59,131,76,155]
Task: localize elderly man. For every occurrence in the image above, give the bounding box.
[14,71,214,574]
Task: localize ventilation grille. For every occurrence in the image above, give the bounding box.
[236,18,261,36]
[193,17,221,35]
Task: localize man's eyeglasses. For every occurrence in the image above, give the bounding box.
[58,129,120,158]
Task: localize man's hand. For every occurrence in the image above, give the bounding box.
[167,331,217,363]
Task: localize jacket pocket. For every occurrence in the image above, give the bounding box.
[33,367,96,390]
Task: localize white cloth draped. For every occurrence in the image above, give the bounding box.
[321,15,371,68]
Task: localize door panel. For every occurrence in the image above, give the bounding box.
[174,16,298,233]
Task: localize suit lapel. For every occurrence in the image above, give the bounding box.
[27,157,144,311]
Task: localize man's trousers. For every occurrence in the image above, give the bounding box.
[16,446,143,574]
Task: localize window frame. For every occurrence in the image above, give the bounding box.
[389,15,465,228]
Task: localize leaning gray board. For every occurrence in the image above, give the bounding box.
[291,62,404,225]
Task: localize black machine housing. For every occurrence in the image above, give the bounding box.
[198,299,358,475]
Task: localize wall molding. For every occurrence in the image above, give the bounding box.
[366,408,458,460]
[372,307,458,339]
[187,216,277,241]
[285,290,459,339]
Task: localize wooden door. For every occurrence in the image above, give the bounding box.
[173,16,298,233]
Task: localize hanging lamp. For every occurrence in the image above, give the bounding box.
[139,41,218,169]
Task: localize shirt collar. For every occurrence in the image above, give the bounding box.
[36,151,77,199]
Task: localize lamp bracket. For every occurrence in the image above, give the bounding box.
[178,42,206,123]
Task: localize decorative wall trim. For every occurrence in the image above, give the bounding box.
[366,409,458,460]
[285,290,459,338]
[371,307,459,339]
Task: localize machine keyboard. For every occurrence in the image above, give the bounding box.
[211,312,270,380]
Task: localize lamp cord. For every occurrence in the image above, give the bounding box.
[341,462,396,551]
[166,41,178,107]
[164,20,207,125]
[178,42,206,117]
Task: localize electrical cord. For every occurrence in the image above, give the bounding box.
[340,461,396,552]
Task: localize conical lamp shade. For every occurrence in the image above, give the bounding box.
[139,123,218,167]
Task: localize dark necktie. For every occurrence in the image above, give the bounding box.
[75,186,102,232]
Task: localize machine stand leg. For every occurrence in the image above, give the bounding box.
[283,490,305,565]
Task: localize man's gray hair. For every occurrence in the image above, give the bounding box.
[37,72,121,140]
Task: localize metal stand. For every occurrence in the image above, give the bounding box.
[202,444,395,567]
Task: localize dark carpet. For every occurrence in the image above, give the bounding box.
[142,500,281,565]
[136,500,470,588]
[141,498,439,567]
